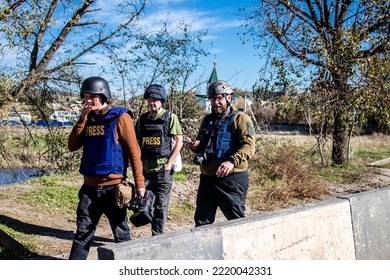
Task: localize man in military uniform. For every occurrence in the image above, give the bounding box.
[188,80,256,226]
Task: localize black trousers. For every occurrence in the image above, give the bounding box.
[194,171,249,227]
[69,184,130,260]
[144,169,173,235]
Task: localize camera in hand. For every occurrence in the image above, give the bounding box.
[127,181,155,227]
[193,153,207,165]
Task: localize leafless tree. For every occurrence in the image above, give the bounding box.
[242,0,389,164]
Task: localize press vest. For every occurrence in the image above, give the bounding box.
[198,110,240,161]
[139,111,171,159]
[80,107,130,176]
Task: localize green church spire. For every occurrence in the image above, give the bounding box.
[207,56,219,90]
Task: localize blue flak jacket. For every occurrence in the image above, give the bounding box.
[80,107,129,176]
[199,110,239,161]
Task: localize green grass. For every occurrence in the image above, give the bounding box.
[353,149,390,162]
[316,138,389,183]
[0,192,11,199]
[173,171,188,181]
[0,246,13,259]
[19,174,80,214]
[20,185,79,214]
[0,223,39,255]
[18,169,189,218]
[28,174,74,186]
[317,164,362,183]
[1,174,79,258]
[169,199,195,218]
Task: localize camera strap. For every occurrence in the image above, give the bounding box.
[204,124,217,154]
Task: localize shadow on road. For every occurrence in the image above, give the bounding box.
[0,214,113,260]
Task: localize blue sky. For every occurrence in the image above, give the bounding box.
[1,0,261,94]
[81,0,261,93]
[146,0,261,91]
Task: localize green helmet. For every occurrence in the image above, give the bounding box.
[80,76,112,101]
[207,80,233,98]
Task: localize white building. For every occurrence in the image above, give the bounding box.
[2,112,32,124]
[49,111,79,123]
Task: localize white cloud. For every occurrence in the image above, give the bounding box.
[137,2,242,35]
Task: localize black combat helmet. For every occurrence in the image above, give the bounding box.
[80,76,112,101]
[143,84,167,102]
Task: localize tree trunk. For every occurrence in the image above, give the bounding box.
[331,110,350,165]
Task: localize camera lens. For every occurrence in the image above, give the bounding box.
[193,155,204,165]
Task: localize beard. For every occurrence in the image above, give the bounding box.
[212,105,228,117]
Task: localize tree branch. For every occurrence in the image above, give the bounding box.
[30,0,58,71]
[0,0,26,21]
[45,1,146,75]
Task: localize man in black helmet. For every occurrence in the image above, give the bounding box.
[68,76,145,259]
[187,80,256,226]
[135,84,183,235]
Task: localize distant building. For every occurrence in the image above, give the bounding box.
[49,111,79,123]
[207,57,219,89]
[1,112,32,125]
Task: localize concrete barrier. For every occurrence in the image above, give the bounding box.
[97,186,390,260]
[98,226,225,260]
[219,199,355,260]
[339,187,390,260]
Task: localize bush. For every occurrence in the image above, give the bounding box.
[248,137,329,211]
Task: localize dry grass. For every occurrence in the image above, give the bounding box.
[248,137,330,212]
[0,125,74,170]
[247,133,389,212]
[1,125,389,213]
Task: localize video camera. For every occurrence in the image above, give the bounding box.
[193,152,207,165]
[126,181,156,227]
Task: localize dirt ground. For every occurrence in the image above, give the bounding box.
[1,166,390,260]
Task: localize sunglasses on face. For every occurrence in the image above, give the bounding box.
[209,95,225,102]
